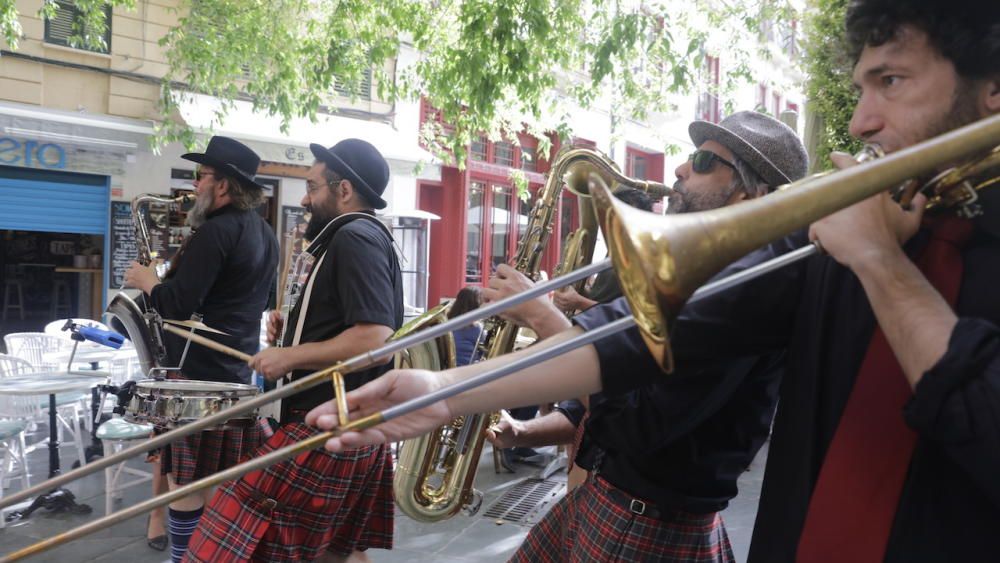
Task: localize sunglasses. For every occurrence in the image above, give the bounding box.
[689,150,736,174]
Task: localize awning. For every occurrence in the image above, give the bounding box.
[174,93,437,165]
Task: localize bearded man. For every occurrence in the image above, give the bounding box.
[124,135,278,562]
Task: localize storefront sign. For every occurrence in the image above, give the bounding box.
[0,136,67,169]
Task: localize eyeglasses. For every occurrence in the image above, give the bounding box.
[688,150,736,174]
[194,170,217,182]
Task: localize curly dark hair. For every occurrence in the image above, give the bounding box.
[612,187,654,211]
[845,0,1000,81]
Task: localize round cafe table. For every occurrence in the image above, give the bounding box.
[0,372,107,521]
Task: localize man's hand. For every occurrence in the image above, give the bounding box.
[553,286,596,314]
[809,151,926,271]
[306,369,453,452]
[485,410,524,449]
[249,347,296,381]
[266,310,284,346]
[483,265,567,337]
[124,261,160,294]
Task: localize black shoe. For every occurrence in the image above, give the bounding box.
[146,515,168,552]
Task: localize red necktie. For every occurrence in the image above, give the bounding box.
[796,216,973,562]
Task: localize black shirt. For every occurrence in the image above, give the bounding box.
[282,214,403,413]
[573,306,781,513]
[148,205,277,384]
[587,216,1000,561]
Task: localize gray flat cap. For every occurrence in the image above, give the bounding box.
[689,111,808,187]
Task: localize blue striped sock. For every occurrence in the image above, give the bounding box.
[168,506,204,563]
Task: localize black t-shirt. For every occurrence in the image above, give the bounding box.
[282,214,403,413]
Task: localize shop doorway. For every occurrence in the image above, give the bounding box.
[0,166,109,345]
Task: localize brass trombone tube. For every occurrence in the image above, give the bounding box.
[594,114,1000,371]
[0,258,609,512]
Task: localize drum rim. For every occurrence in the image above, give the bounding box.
[133,379,259,393]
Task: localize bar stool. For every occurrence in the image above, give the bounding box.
[96,418,154,515]
[2,278,25,322]
[51,277,73,319]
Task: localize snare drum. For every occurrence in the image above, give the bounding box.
[124,379,260,428]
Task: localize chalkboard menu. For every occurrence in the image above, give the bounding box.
[109,201,136,287]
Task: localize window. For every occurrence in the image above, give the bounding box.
[465,181,539,285]
[333,67,373,100]
[697,55,720,123]
[627,152,648,181]
[494,141,515,167]
[520,143,537,172]
[781,20,799,59]
[470,136,488,162]
[466,182,485,284]
[44,0,112,54]
[625,147,665,183]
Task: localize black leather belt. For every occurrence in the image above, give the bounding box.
[279,409,310,425]
[597,476,676,521]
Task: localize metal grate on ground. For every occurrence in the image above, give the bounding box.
[483,477,565,526]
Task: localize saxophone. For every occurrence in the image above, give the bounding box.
[551,147,672,307]
[130,193,193,275]
[392,147,669,522]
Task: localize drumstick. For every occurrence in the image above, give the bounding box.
[162,324,252,362]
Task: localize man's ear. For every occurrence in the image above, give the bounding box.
[983,76,1000,113]
[339,179,355,202]
[216,178,231,198]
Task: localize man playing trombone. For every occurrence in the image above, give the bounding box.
[310,0,1000,561]
[484,112,806,562]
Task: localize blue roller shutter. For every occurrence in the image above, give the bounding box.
[0,165,109,235]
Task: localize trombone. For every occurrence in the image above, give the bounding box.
[3,114,998,562]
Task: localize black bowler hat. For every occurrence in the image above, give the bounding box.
[181,136,266,191]
[309,139,389,209]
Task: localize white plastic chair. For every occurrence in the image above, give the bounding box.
[0,353,88,470]
[3,333,69,371]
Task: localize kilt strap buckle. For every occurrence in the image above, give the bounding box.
[629,499,646,515]
[249,489,287,513]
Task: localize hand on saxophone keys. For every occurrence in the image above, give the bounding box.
[123,260,161,294]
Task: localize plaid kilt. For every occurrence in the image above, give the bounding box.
[159,418,269,485]
[183,422,394,563]
[511,475,734,562]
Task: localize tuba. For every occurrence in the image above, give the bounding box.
[391,147,668,522]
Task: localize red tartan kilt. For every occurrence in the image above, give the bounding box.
[159,418,269,485]
[184,422,394,563]
[511,475,734,562]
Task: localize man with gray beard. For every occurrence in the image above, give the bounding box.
[124,136,278,562]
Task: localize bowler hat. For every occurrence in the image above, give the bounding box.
[181,136,265,190]
[309,139,390,209]
[689,111,809,187]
